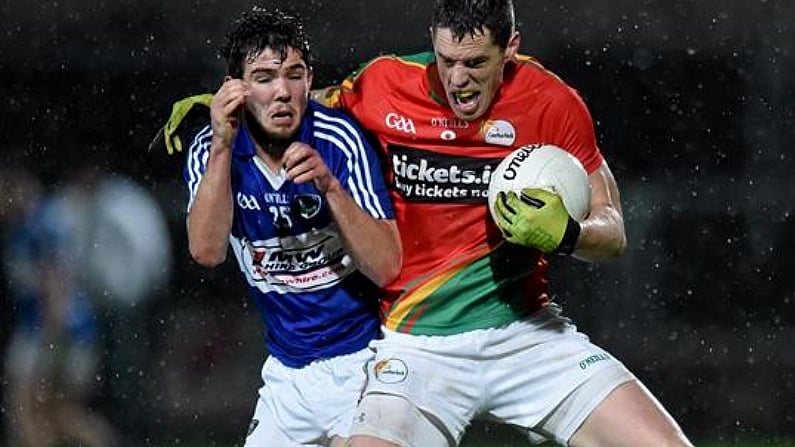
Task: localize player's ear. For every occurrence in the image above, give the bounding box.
[504,31,520,61]
[505,31,522,62]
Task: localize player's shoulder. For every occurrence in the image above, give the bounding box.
[348,51,433,82]
[308,100,360,128]
[186,123,213,154]
[512,54,569,87]
[364,51,433,69]
[306,100,370,145]
[510,54,584,102]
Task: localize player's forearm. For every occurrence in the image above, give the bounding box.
[571,205,626,262]
[569,161,626,261]
[324,182,402,287]
[187,145,234,267]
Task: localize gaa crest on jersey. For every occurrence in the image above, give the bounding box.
[294,193,322,219]
[236,191,261,210]
[385,112,417,136]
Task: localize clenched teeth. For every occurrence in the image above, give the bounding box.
[453,91,478,103]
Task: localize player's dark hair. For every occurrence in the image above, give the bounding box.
[431,0,515,49]
[221,6,312,79]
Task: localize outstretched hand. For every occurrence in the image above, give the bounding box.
[156,93,213,155]
[493,188,581,255]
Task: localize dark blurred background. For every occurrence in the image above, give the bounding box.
[1,0,793,445]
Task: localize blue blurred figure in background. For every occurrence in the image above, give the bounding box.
[1,164,118,447]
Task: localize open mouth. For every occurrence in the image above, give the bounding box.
[272,110,292,118]
[451,91,480,114]
[270,109,294,125]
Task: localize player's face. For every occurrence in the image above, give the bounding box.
[432,27,519,121]
[242,47,313,142]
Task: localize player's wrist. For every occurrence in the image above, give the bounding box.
[210,132,235,150]
[317,175,342,196]
[554,216,581,256]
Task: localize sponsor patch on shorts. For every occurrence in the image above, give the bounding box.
[373,358,408,384]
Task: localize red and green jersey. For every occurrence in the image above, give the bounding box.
[323,52,604,335]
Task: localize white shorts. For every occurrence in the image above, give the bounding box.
[244,347,372,447]
[351,305,635,446]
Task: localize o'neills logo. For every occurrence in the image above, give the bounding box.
[430,116,470,129]
[481,119,516,146]
[579,353,612,370]
[374,358,408,384]
[501,144,542,180]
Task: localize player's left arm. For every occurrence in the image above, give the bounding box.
[282,142,402,287]
[323,186,402,288]
[572,160,626,262]
[548,86,626,261]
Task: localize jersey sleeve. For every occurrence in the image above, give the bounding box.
[183,124,213,212]
[539,86,604,174]
[320,56,398,121]
[348,131,394,220]
[320,59,371,111]
[311,107,394,220]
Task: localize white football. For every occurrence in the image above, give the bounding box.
[487,144,591,222]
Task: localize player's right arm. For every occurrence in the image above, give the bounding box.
[571,161,626,261]
[186,79,248,267]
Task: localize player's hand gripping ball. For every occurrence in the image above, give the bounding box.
[487,144,591,254]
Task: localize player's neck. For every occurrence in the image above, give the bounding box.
[255,144,287,175]
[246,118,289,174]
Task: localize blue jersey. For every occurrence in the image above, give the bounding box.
[184,101,394,368]
[3,195,98,344]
